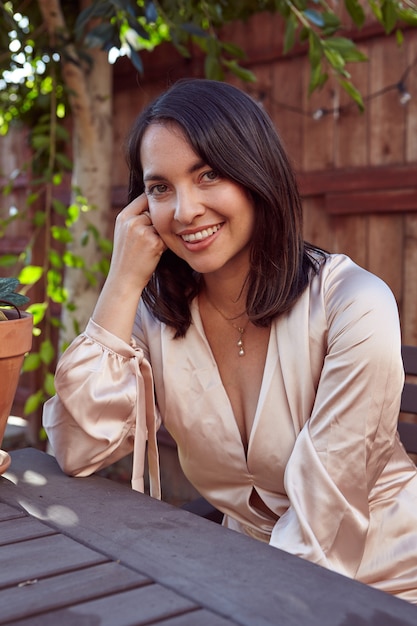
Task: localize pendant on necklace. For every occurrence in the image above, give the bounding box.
[237,327,245,357]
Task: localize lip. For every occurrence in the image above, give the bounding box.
[177,222,224,251]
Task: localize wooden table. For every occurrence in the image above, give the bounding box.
[1,449,416,626]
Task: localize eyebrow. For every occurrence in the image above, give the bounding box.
[143,158,208,183]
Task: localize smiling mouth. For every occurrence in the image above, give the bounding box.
[180,223,223,243]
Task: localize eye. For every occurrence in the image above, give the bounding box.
[201,169,220,182]
[146,183,168,197]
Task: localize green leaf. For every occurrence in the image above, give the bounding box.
[44,372,56,397]
[51,225,73,244]
[321,11,341,35]
[66,203,80,226]
[222,59,256,82]
[0,254,18,267]
[24,390,45,415]
[205,54,224,80]
[0,278,22,298]
[62,251,85,268]
[182,23,208,38]
[26,192,39,206]
[324,37,367,63]
[145,1,158,23]
[31,135,50,149]
[220,41,245,59]
[33,211,46,226]
[127,44,144,74]
[323,46,346,72]
[283,14,297,54]
[27,302,47,325]
[98,258,111,276]
[339,79,364,111]
[84,23,118,49]
[344,0,366,27]
[381,0,398,34]
[48,249,63,269]
[55,153,73,170]
[52,198,68,216]
[308,31,323,68]
[98,238,113,254]
[396,29,404,46]
[22,352,42,372]
[40,339,55,365]
[309,63,328,93]
[18,265,43,285]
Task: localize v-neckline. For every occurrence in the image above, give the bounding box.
[191,298,276,459]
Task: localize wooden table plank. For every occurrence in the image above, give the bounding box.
[2,449,417,626]
[157,611,236,625]
[0,562,151,624]
[9,583,199,626]
[0,515,56,545]
[0,502,26,521]
[0,534,107,588]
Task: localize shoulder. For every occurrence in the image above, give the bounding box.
[313,253,398,316]
[309,254,401,351]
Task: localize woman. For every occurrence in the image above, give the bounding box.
[43,79,417,603]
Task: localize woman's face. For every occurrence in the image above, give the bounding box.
[140,122,255,279]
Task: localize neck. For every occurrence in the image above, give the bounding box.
[202,277,247,321]
[202,286,247,321]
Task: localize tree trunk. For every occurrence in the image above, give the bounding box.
[62,49,113,345]
[38,0,113,347]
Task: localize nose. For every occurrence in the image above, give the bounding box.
[173,187,205,225]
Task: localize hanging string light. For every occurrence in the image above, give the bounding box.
[250,55,416,120]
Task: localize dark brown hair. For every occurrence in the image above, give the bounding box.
[126,79,325,337]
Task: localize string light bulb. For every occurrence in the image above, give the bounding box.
[397,81,411,105]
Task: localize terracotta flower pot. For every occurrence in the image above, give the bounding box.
[0,310,33,475]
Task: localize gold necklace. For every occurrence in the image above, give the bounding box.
[205,293,249,357]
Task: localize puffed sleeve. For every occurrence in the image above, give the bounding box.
[42,318,161,497]
[269,257,404,577]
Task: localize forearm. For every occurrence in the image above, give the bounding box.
[43,320,142,475]
[92,272,143,343]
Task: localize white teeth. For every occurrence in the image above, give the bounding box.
[181,224,221,243]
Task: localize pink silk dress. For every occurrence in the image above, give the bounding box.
[43,254,417,604]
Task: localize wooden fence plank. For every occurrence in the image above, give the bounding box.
[367,214,403,301]
[330,214,368,269]
[335,43,370,169]
[303,196,332,252]
[301,70,336,171]
[406,35,417,162]
[403,214,417,344]
[369,36,409,166]
[270,55,305,169]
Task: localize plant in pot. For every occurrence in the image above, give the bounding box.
[0,278,33,475]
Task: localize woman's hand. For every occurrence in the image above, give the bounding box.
[91,194,167,342]
[109,194,167,291]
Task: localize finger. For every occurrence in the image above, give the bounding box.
[120,193,149,217]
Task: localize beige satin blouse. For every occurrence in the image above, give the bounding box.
[43,254,417,604]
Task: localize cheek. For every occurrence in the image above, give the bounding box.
[148,206,172,241]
